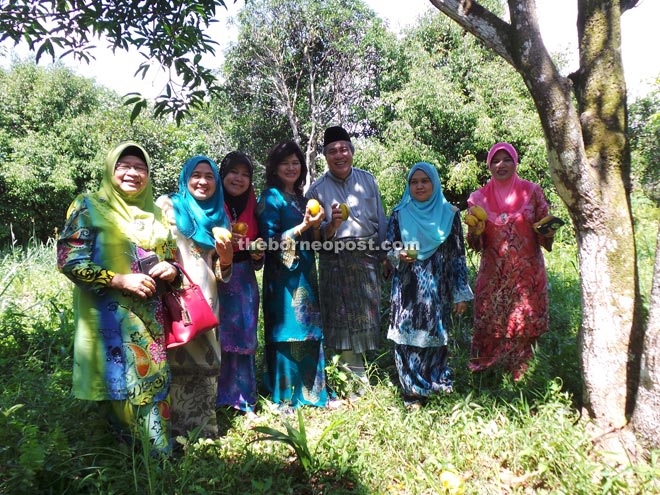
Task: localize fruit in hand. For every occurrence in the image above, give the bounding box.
[465,212,484,235]
[339,203,350,221]
[465,214,478,227]
[406,248,418,260]
[307,199,320,216]
[232,222,249,235]
[471,205,487,221]
[212,227,232,242]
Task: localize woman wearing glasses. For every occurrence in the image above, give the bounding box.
[57,142,179,454]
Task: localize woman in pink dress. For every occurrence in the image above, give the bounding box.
[466,142,557,381]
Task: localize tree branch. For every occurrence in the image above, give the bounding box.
[620,0,640,14]
[427,0,515,66]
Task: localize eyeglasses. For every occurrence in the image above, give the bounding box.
[115,162,149,174]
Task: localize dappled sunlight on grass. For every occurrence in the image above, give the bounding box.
[1,228,659,493]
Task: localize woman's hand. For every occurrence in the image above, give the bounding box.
[295,204,326,237]
[230,231,245,250]
[110,273,158,299]
[149,261,178,282]
[215,237,233,268]
[399,251,417,264]
[250,237,265,261]
[306,204,325,229]
[453,301,468,315]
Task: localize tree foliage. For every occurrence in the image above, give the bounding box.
[0,61,224,245]
[220,0,393,178]
[629,81,660,203]
[366,9,548,213]
[0,0,232,123]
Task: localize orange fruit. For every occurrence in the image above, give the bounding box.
[232,222,249,235]
[307,199,320,216]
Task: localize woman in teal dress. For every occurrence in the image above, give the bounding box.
[57,142,180,453]
[257,140,328,409]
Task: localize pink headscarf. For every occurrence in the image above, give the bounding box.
[475,142,534,223]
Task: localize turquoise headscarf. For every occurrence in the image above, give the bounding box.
[171,155,229,251]
[393,162,457,261]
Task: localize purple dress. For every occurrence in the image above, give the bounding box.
[216,258,261,412]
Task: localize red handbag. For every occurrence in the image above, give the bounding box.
[162,264,219,349]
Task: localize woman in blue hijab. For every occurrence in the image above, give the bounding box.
[386,162,473,409]
[156,155,233,440]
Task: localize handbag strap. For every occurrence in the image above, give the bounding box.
[171,262,195,287]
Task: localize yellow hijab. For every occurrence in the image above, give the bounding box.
[87,142,170,250]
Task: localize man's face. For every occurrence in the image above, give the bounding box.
[325,140,353,180]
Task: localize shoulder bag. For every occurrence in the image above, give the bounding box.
[163,263,219,349]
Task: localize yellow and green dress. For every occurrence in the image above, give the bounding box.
[57,142,175,453]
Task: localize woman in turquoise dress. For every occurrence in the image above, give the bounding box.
[57,142,180,453]
[257,141,328,409]
[387,162,473,408]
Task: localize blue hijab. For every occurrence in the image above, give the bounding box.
[393,162,457,261]
[171,155,229,251]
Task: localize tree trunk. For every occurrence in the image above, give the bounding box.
[631,223,660,447]
[428,0,643,430]
[569,0,636,430]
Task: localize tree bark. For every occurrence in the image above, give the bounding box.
[428,0,643,431]
[631,223,660,448]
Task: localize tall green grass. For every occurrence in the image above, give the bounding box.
[1,202,659,494]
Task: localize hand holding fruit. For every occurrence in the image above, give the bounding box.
[212,227,233,267]
[533,215,565,237]
[232,221,248,235]
[465,205,487,235]
[400,244,419,264]
[330,202,350,226]
[305,199,325,229]
[230,221,249,248]
[212,226,232,242]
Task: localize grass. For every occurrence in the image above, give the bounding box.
[1,201,659,494]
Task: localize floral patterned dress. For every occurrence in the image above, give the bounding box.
[387,212,473,403]
[57,195,175,452]
[257,188,327,408]
[467,184,553,379]
[157,195,229,439]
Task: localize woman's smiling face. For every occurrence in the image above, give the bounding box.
[112,155,149,196]
[222,162,251,197]
[187,161,216,200]
[276,154,301,192]
[409,169,433,202]
[488,149,516,181]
